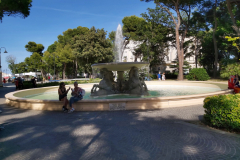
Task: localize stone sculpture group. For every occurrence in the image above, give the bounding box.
[91,67,148,96]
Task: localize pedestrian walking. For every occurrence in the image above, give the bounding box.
[157,72,161,81]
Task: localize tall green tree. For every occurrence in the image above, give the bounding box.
[0,0,32,22]
[141,0,204,80]
[25,41,45,56]
[122,7,173,71]
[140,6,173,68]
[58,26,89,77]
[14,62,27,74]
[122,15,146,51]
[54,43,73,79]
[25,41,45,77]
[226,0,240,37]
[72,27,113,75]
[200,0,224,77]
[45,42,59,78]
[24,52,42,74]
[108,31,116,44]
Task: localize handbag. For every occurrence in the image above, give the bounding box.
[79,89,85,96]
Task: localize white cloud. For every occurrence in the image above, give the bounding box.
[33,6,123,18]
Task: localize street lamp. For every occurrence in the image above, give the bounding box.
[146,38,150,81]
[0,47,8,87]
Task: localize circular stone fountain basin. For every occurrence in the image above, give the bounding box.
[5,81,232,111]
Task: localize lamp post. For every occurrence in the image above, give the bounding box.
[0,47,8,87]
[54,53,56,80]
[147,38,150,81]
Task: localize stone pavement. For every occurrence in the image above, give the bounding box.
[0,86,240,160]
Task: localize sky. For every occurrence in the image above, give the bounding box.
[0,0,156,74]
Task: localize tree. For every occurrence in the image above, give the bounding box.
[139,6,174,68]
[5,55,16,74]
[24,52,42,74]
[108,31,116,44]
[170,60,191,74]
[225,0,240,59]
[72,27,113,75]
[0,0,32,22]
[225,36,240,52]
[58,26,89,77]
[15,62,27,74]
[54,43,73,79]
[122,9,173,71]
[198,1,239,75]
[200,0,224,77]
[122,15,146,50]
[141,0,203,80]
[25,41,45,78]
[25,41,45,56]
[47,43,57,53]
[226,0,240,37]
[221,63,240,78]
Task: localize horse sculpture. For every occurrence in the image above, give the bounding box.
[126,67,148,95]
[91,67,148,96]
[91,68,115,96]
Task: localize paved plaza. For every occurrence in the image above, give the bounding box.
[0,84,240,160]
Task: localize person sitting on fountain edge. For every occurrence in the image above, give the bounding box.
[58,82,70,112]
[68,81,84,113]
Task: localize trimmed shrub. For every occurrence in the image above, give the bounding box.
[186,68,210,81]
[203,94,240,132]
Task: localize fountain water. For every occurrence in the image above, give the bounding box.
[114,24,124,62]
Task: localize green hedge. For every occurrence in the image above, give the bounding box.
[22,78,101,89]
[186,68,210,81]
[203,94,240,132]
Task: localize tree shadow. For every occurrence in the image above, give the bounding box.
[1,105,240,160]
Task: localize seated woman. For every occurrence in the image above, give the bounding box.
[58,82,70,112]
[228,75,235,89]
[68,81,84,113]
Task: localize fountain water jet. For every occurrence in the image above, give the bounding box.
[114,24,124,62]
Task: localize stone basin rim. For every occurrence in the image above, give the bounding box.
[5,89,232,103]
[5,82,232,111]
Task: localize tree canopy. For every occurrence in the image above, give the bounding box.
[0,0,32,22]
[141,0,204,80]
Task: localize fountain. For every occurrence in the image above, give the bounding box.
[4,25,232,112]
[90,24,149,96]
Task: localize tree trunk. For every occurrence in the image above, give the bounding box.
[176,28,184,80]
[40,70,44,80]
[213,0,218,78]
[226,0,240,36]
[195,38,198,68]
[75,59,78,78]
[63,63,66,79]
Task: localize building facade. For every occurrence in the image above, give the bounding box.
[122,40,200,74]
